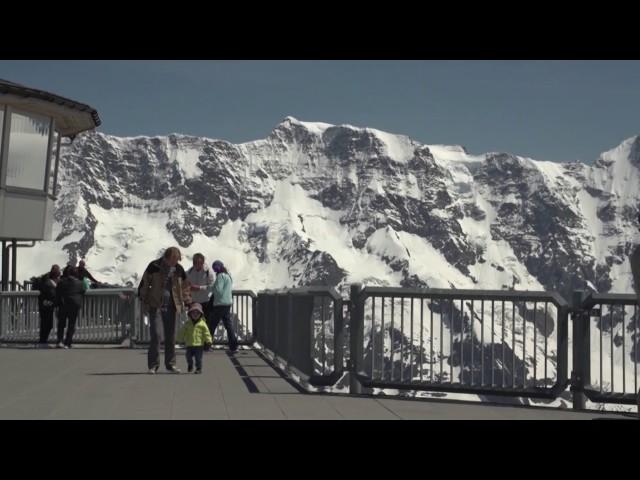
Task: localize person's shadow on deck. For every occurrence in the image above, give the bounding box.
[88,372,151,376]
[85,349,307,393]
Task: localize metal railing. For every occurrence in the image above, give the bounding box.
[572,292,639,406]
[0,280,28,291]
[254,287,344,387]
[0,291,40,341]
[131,290,256,346]
[348,285,570,400]
[0,288,136,344]
[1,283,637,411]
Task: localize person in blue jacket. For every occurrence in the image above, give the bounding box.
[206,260,237,352]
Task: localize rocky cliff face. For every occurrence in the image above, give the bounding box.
[31,117,637,301]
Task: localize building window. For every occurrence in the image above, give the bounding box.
[5,110,51,191]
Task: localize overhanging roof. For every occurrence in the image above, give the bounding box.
[0,78,101,137]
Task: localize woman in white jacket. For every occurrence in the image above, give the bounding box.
[187,253,214,305]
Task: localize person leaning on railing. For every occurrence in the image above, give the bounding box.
[138,246,192,374]
[202,260,237,352]
[33,264,61,348]
[55,266,87,349]
[78,260,99,287]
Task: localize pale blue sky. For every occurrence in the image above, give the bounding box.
[2,60,639,163]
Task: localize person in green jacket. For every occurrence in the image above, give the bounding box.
[176,303,213,374]
[205,260,238,352]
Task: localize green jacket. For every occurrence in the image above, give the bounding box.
[176,318,213,347]
[207,272,233,306]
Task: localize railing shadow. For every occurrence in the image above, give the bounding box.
[87,372,151,376]
[226,350,307,395]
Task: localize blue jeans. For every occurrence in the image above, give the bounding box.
[186,346,204,370]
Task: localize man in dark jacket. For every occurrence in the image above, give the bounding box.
[62,263,74,278]
[138,247,192,374]
[78,260,99,286]
[35,265,61,348]
[55,266,87,349]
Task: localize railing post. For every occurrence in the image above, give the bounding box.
[0,292,4,340]
[274,292,280,357]
[349,283,364,395]
[333,293,345,381]
[571,290,589,410]
[287,292,293,370]
[252,294,258,344]
[1,241,8,291]
[555,302,570,395]
[129,296,139,348]
[11,240,17,292]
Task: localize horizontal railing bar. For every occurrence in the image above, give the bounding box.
[360,287,568,307]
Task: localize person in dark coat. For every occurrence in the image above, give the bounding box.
[62,262,74,278]
[35,265,61,348]
[78,260,99,286]
[55,266,87,349]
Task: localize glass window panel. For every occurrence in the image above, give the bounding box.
[6,111,51,191]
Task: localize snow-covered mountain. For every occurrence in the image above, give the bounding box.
[15,116,640,408]
[20,117,639,302]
